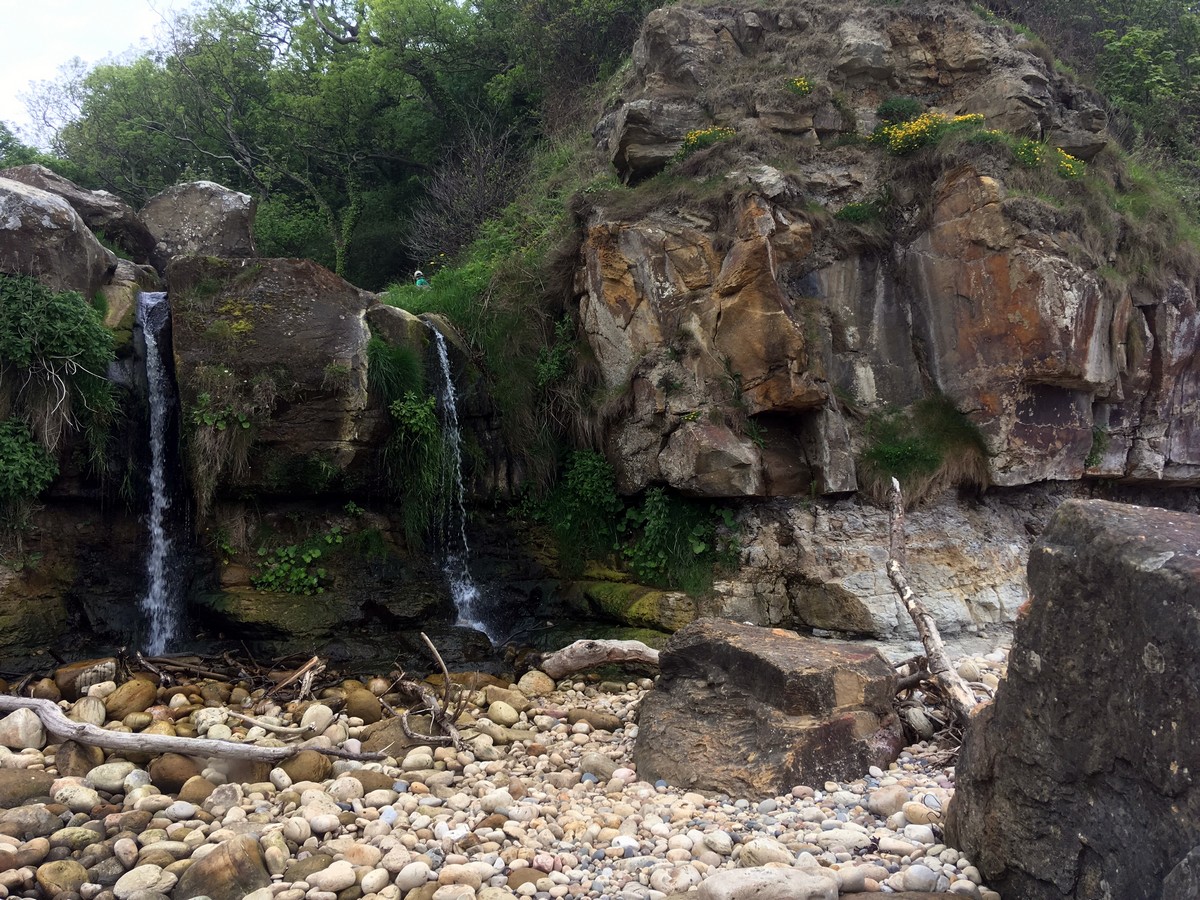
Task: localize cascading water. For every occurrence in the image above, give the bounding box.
[137,292,183,654]
[428,325,495,641]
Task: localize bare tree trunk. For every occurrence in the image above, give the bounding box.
[539,640,660,680]
[886,478,978,729]
[0,696,384,763]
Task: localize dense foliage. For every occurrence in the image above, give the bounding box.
[528,451,738,595]
[13,0,654,290]
[0,275,117,467]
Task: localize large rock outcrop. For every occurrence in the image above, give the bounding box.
[0,164,155,261]
[141,181,257,272]
[0,177,116,297]
[947,500,1200,899]
[168,256,383,499]
[580,0,1200,500]
[634,618,904,794]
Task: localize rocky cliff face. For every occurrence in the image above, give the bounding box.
[4,0,1200,664]
[581,0,1198,496]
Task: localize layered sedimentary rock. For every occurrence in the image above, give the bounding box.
[581,0,1199,499]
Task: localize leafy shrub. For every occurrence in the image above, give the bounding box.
[385,392,448,544]
[859,395,990,505]
[0,419,58,531]
[252,525,346,595]
[528,450,737,593]
[787,76,814,97]
[533,450,624,571]
[1055,148,1085,178]
[621,488,738,595]
[876,96,924,126]
[535,317,576,388]
[0,275,116,465]
[1013,137,1046,168]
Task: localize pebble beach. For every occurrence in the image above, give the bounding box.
[0,647,1009,900]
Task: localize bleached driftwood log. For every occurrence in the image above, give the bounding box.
[885,477,978,729]
[0,696,384,761]
[539,639,660,680]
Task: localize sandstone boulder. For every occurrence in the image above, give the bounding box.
[0,164,155,260]
[0,176,116,297]
[947,500,1200,899]
[0,769,54,807]
[140,180,257,271]
[634,618,903,794]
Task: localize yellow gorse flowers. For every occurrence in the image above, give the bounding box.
[678,126,737,158]
[788,76,813,96]
[872,112,984,154]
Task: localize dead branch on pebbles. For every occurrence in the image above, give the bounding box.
[539,639,660,680]
[885,477,978,729]
[0,696,384,763]
[387,633,470,752]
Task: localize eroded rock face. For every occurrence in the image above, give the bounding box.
[634,618,903,794]
[0,164,155,261]
[581,0,1198,499]
[168,256,384,494]
[0,177,116,297]
[140,181,257,272]
[580,195,835,496]
[947,500,1200,899]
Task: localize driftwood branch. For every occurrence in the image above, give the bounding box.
[885,478,977,729]
[395,679,465,750]
[539,640,660,680]
[385,633,467,751]
[0,696,384,763]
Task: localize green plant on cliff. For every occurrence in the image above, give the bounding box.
[533,449,624,573]
[367,337,424,404]
[0,274,117,472]
[385,392,448,544]
[0,419,59,533]
[859,395,990,506]
[621,488,738,595]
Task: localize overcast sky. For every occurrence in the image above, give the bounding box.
[1,0,192,140]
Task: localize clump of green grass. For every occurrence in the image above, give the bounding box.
[858,395,990,505]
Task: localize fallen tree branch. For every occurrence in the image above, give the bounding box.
[0,696,384,763]
[225,711,315,737]
[885,478,977,729]
[395,678,465,751]
[539,639,660,680]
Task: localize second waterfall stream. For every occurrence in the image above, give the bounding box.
[428,325,495,642]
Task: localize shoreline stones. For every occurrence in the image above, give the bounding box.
[0,648,1011,900]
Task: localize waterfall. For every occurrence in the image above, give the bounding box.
[428,325,494,641]
[137,292,183,654]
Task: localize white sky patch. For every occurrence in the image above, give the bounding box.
[0,0,192,141]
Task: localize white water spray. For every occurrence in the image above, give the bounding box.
[138,292,181,654]
[428,326,494,641]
